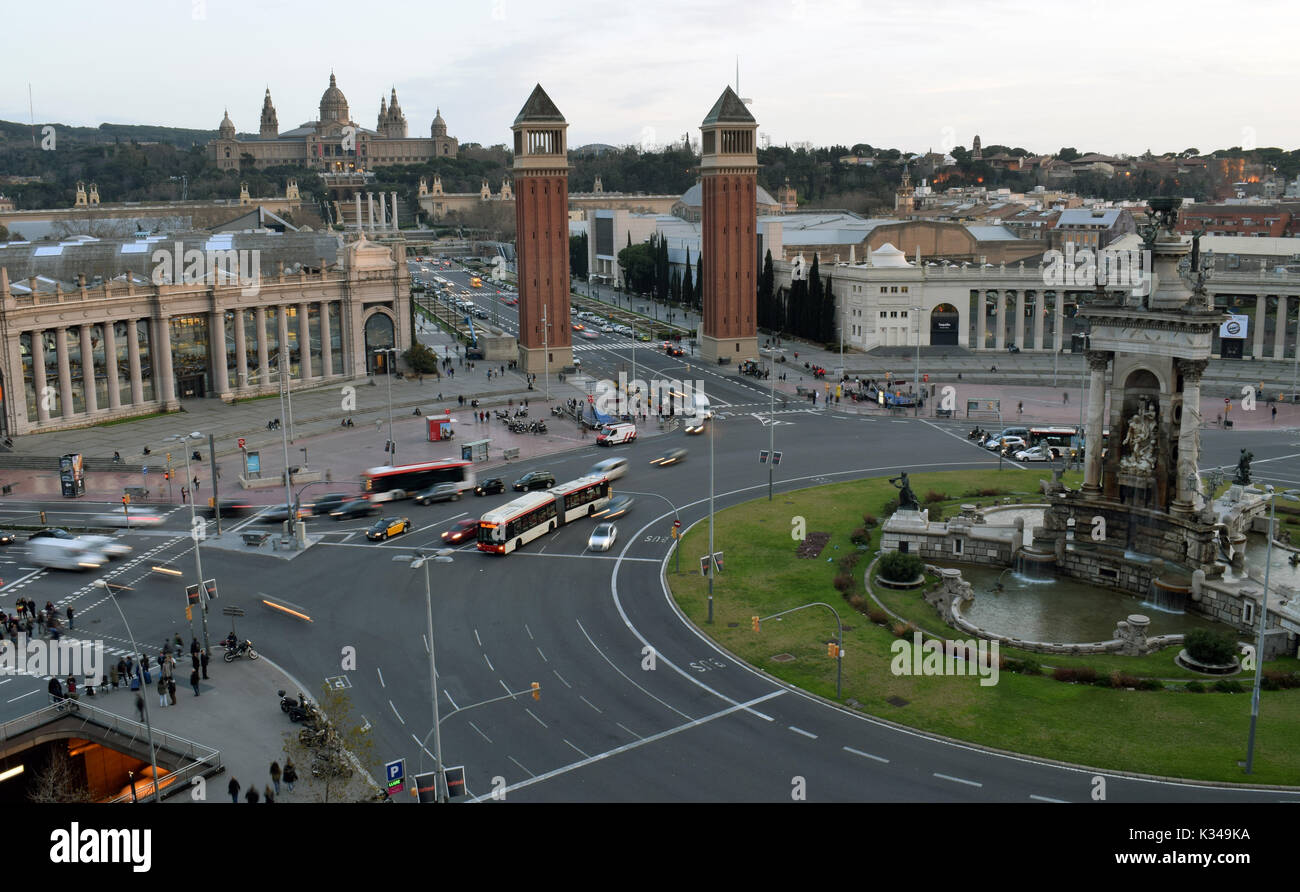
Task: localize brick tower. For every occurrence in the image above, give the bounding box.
[699,86,759,365]
[511,84,572,375]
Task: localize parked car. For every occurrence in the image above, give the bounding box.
[414,483,462,505]
[441,519,479,545]
[513,470,556,491]
[475,477,506,496]
[587,522,618,552]
[331,499,382,520]
[650,448,687,467]
[366,516,412,541]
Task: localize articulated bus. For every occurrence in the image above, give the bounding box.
[1027,426,1079,450]
[363,460,476,502]
[477,475,611,553]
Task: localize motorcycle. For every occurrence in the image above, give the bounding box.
[495,410,510,420]
[967,427,987,441]
[279,689,316,722]
[551,406,564,416]
[223,639,258,663]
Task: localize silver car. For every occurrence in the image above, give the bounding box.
[588,522,618,552]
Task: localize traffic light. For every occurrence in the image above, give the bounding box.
[531,682,540,701]
[751,616,760,632]
[164,470,170,481]
[828,642,840,658]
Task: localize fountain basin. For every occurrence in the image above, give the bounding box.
[1174,649,1240,676]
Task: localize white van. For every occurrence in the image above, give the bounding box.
[589,457,629,480]
[596,422,637,446]
[30,538,106,571]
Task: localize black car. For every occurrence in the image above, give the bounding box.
[204,499,256,519]
[311,493,358,516]
[30,528,74,540]
[0,531,14,546]
[256,504,305,524]
[413,483,462,505]
[475,477,506,496]
[330,499,382,520]
[513,470,556,492]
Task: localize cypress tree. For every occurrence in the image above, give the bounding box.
[682,248,693,310]
[823,274,836,344]
[759,249,775,332]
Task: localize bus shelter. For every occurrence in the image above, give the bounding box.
[461,439,490,463]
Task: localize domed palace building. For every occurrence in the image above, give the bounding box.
[207,73,458,172]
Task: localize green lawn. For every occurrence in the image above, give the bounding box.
[669,469,1300,784]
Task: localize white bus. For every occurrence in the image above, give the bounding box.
[477,492,559,554]
[551,475,612,522]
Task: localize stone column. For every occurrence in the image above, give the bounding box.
[994,292,1006,351]
[1274,295,1288,360]
[1255,294,1268,359]
[102,322,120,410]
[127,320,143,405]
[1032,291,1045,350]
[154,315,177,408]
[255,307,270,385]
[379,195,388,229]
[1083,350,1110,495]
[367,193,375,232]
[278,306,291,374]
[1053,292,1064,353]
[31,330,49,424]
[55,328,73,417]
[298,302,313,378]
[79,326,98,415]
[320,302,333,378]
[354,193,362,232]
[1173,358,1208,515]
[976,291,987,350]
[234,309,248,389]
[391,192,399,230]
[1013,290,1026,350]
[211,311,230,397]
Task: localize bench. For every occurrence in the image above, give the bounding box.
[241,531,270,547]
[502,447,520,461]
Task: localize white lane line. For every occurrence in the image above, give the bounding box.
[616,721,642,740]
[564,739,590,759]
[376,667,385,688]
[788,725,818,739]
[578,695,602,714]
[524,707,548,729]
[474,628,482,646]
[524,624,534,640]
[1030,794,1067,803]
[471,690,785,802]
[443,689,458,711]
[483,653,495,672]
[536,647,548,663]
[508,755,535,778]
[551,669,572,689]
[389,700,405,725]
[7,689,39,703]
[510,552,661,563]
[499,679,512,696]
[422,633,429,654]
[469,721,493,744]
[934,772,982,788]
[576,618,692,721]
[843,746,890,763]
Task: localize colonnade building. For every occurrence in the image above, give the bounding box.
[0,236,409,436]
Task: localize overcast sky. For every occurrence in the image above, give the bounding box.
[4,0,1297,156]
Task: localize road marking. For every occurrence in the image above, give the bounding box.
[1030,794,1066,803]
[510,551,661,563]
[579,695,602,714]
[933,772,982,788]
[483,653,495,672]
[471,690,784,801]
[616,721,642,740]
[508,755,534,778]
[469,721,493,744]
[564,739,590,759]
[788,725,818,739]
[576,618,692,721]
[474,628,482,646]
[551,669,572,689]
[524,624,534,640]
[443,689,458,711]
[536,647,547,663]
[524,707,547,729]
[376,667,385,688]
[499,679,512,696]
[7,689,40,702]
[843,746,890,763]
[389,700,405,725]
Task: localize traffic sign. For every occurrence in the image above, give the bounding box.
[773,451,783,466]
[444,765,467,799]
[385,759,405,796]
[413,771,438,803]
[759,449,769,464]
[237,437,246,450]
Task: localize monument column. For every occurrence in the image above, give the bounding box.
[976,291,987,350]
[153,313,178,409]
[31,330,49,424]
[126,320,143,406]
[1173,358,1208,515]
[211,310,230,397]
[102,322,120,411]
[320,302,333,378]
[1274,295,1288,361]
[1082,350,1110,496]
[1254,294,1267,359]
[1053,292,1065,353]
[1013,290,1026,350]
[994,292,1006,350]
[234,309,248,389]
[255,307,270,385]
[298,302,313,378]
[55,329,74,417]
[1032,291,1045,350]
[354,193,362,231]
[79,325,98,415]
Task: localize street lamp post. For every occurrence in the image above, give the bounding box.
[375,347,398,466]
[94,579,162,802]
[402,550,454,801]
[1245,486,1300,773]
[912,306,923,417]
[168,432,211,657]
[707,408,716,623]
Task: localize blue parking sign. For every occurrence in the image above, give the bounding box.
[385,759,405,796]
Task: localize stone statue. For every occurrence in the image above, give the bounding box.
[889,472,920,512]
[1234,448,1253,485]
[1119,401,1157,475]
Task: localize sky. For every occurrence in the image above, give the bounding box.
[3,0,1298,157]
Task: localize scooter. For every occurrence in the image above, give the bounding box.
[967,427,986,441]
[278,689,318,723]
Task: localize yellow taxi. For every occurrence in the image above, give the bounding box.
[366,516,412,541]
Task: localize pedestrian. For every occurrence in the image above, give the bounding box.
[157,675,168,708]
[36,610,45,638]
[264,785,274,804]
[1017,401,1023,415]
[283,760,297,792]
[270,761,282,794]
[191,650,199,672]
[1273,405,1277,423]
[168,677,177,705]
[190,667,200,696]
[193,475,200,493]
[161,654,173,681]
[48,676,63,704]
[191,637,199,656]
[181,486,188,504]
[66,605,73,630]
[200,648,209,679]
[109,662,119,691]
[174,632,183,651]
[135,692,145,721]
[228,777,241,803]
[1063,391,1069,405]
[141,654,151,684]
[246,787,260,804]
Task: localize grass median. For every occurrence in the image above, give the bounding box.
[667,468,1300,785]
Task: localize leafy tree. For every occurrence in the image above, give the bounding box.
[681,248,693,310]
[403,342,440,375]
[279,684,379,803]
[878,551,924,582]
[1056,147,1081,162]
[569,232,588,278]
[807,254,822,341]
[822,274,837,344]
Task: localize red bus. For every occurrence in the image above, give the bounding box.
[362,460,475,502]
